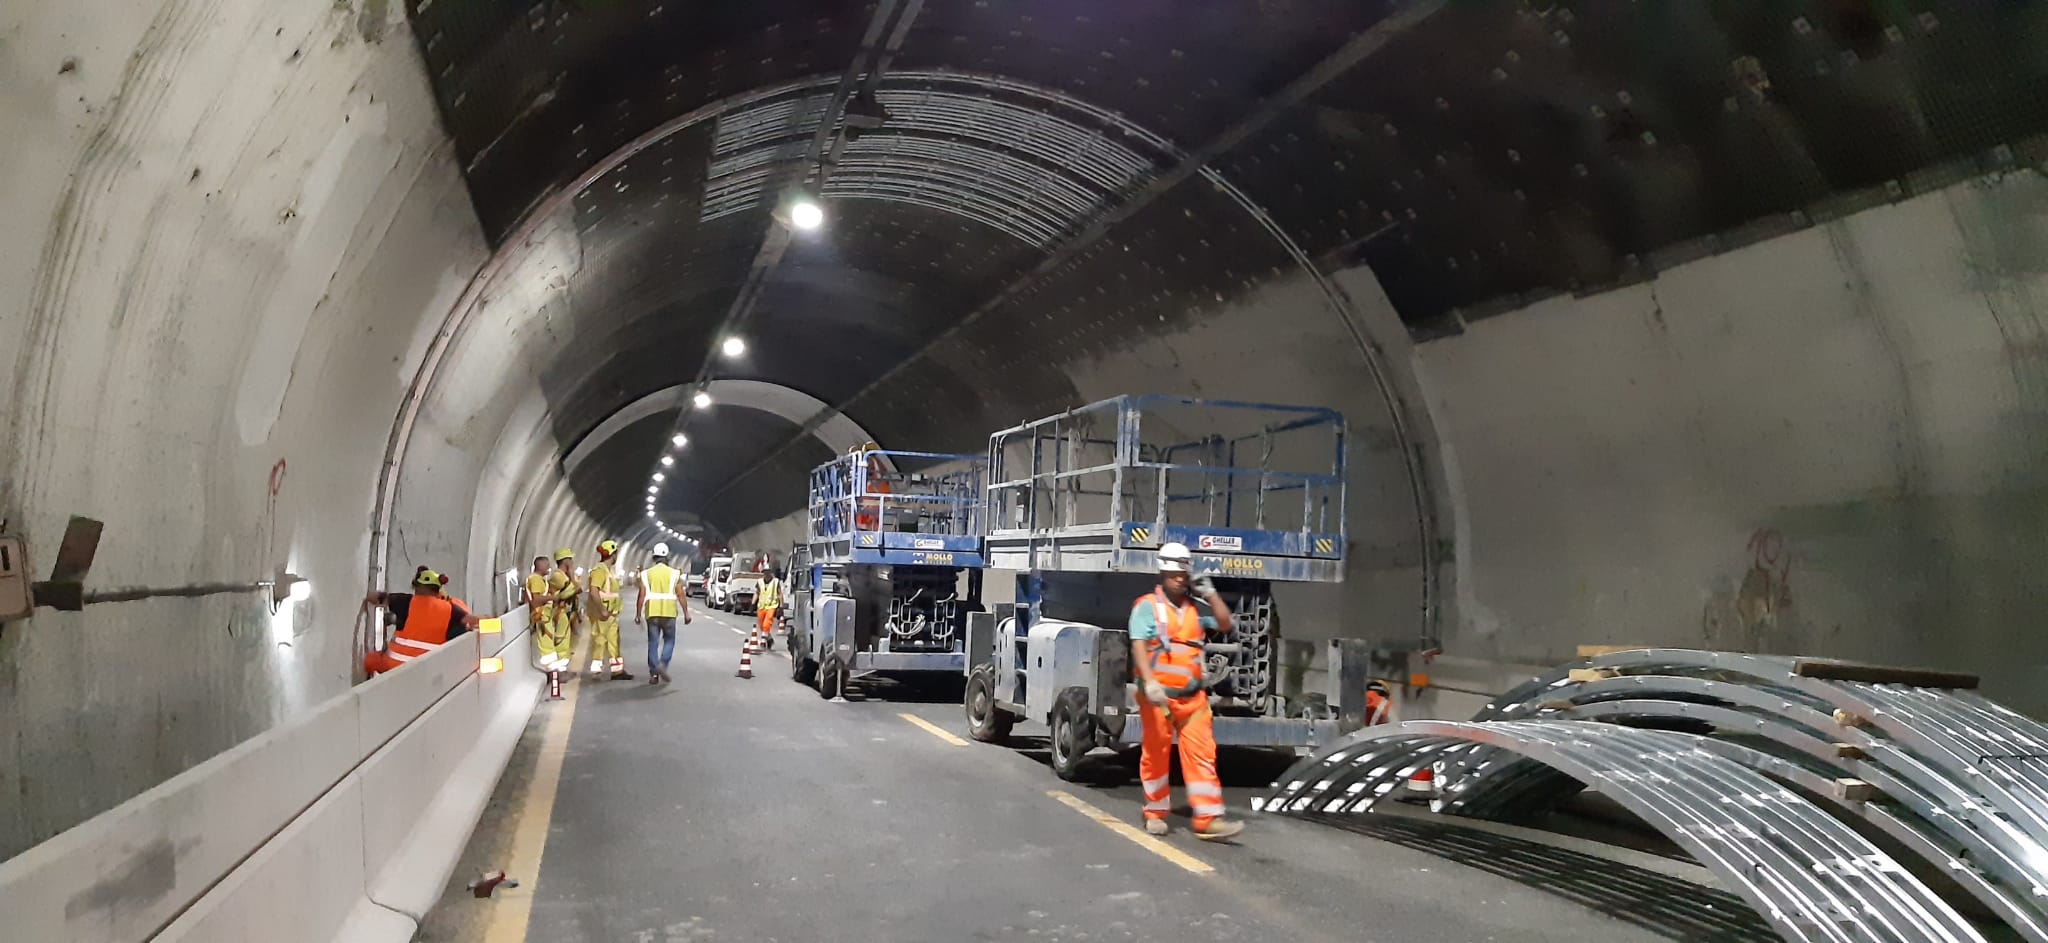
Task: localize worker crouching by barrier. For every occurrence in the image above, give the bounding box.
[363,568,478,675]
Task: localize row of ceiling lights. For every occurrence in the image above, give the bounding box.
[641,194,827,544]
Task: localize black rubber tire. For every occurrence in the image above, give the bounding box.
[964,665,1014,744]
[819,657,844,700]
[792,650,817,686]
[1049,688,1095,782]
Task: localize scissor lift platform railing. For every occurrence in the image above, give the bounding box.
[807,449,987,569]
[983,395,1346,582]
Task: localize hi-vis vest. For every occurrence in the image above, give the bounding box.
[643,564,681,618]
[757,577,781,611]
[549,569,579,620]
[525,572,552,620]
[1137,589,1206,698]
[588,563,622,620]
[389,595,454,663]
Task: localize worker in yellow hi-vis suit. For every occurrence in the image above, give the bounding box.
[549,547,581,674]
[524,555,569,699]
[585,539,632,681]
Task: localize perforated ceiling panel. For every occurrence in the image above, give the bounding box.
[405,0,2048,534]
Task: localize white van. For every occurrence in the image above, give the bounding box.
[705,555,734,610]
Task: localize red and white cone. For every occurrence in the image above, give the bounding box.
[736,645,754,679]
[547,669,563,700]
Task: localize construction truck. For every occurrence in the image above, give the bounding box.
[963,395,1374,780]
[787,448,985,700]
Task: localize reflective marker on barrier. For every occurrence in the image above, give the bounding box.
[480,657,504,674]
[479,617,503,635]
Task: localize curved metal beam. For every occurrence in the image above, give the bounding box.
[1262,720,1986,943]
[561,378,887,476]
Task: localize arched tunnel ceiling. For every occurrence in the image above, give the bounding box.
[407,0,2048,534]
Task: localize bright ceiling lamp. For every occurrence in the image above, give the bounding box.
[789,197,824,231]
[692,390,712,409]
[672,433,688,447]
[646,510,656,517]
[660,455,675,467]
[653,472,665,482]
[721,336,746,358]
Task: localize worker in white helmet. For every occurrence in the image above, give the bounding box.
[637,542,692,684]
[1128,541,1245,840]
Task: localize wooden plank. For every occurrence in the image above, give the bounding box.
[1567,667,1619,684]
[1794,658,1979,690]
[1576,644,1647,658]
[1833,778,1879,802]
[1832,742,1868,760]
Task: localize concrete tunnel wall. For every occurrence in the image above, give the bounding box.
[0,0,607,858]
[6,0,2048,868]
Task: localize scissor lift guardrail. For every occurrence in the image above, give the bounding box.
[984,395,1345,582]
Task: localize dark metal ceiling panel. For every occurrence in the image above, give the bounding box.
[893,0,1400,146]
[1221,0,2048,327]
[406,0,870,239]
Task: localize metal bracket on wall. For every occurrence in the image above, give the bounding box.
[27,516,104,611]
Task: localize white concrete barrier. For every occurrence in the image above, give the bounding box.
[0,611,540,943]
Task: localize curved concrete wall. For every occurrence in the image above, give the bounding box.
[1420,170,2048,716]
[0,0,600,857]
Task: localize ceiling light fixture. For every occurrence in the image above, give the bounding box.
[720,336,746,358]
[789,198,825,231]
[660,455,675,467]
[672,434,688,447]
[653,472,665,482]
[692,391,712,409]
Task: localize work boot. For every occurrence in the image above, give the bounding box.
[1194,818,1246,842]
[611,670,635,681]
[1143,818,1169,836]
[659,668,672,683]
[648,675,660,686]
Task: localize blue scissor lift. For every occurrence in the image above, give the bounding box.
[788,448,986,700]
[963,395,1370,780]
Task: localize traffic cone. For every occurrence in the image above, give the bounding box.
[547,669,563,700]
[736,647,754,679]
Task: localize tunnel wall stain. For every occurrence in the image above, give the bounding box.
[1418,168,2048,717]
[0,0,488,857]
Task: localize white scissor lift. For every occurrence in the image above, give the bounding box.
[962,395,1374,781]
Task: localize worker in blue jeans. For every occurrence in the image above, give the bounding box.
[636,542,692,684]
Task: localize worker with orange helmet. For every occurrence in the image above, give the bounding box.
[585,539,632,680]
[1129,542,1245,841]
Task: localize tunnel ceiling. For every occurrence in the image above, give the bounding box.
[408,0,2048,534]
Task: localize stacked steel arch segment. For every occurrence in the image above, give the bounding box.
[1263,651,2048,943]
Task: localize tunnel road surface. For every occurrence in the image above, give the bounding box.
[420,599,1728,943]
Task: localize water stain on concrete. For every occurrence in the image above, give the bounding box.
[64,835,177,924]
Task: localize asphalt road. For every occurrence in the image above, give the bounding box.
[419,599,1770,943]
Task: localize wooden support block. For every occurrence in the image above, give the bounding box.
[1833,709,1869,729]
[1793,658,1979,690]
[1833,778,1879,802]
[1567,667,1620,683]
[1832,742,1868,760]
[1539,699,1578,712]
[1576,644,1646,658]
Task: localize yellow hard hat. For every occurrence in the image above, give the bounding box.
[414,569,441,587]
[554,547,575,562]
[598,539,619,556]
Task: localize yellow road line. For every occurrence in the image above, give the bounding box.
[1045,790,1214,875]
[899,712,970,746]
[479,639,586,943]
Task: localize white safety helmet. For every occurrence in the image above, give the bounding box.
[652,542,670,558]
[1156,542,1192,573]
